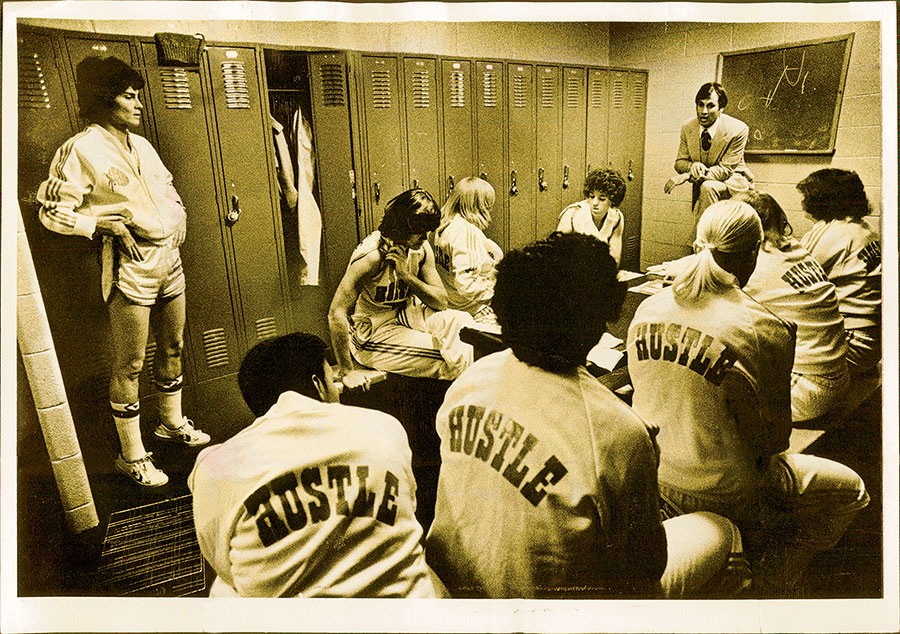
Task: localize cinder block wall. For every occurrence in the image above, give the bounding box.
[609,22,883,270]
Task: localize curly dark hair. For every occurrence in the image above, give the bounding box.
[378,188,441,241]
[695,82,728,109]
[583,168,627,207]
[75,56,145,124]
[492,232,626,372]
[238,332,329,416]
[796,168,870,221]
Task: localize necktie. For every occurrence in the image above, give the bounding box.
[701,129,712,152]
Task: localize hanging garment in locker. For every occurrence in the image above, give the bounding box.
[293,109,322,285]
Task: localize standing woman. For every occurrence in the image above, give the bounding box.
[37,56,209,487]
[556,167,626,265]
[432,177,502,325]
[797,169,882,375]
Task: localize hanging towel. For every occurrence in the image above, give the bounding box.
[293,109,322,286]
[271,115,298,209]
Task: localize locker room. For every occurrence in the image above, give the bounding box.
[9,5,894,624]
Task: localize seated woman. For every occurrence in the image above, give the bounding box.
[736,190,850,423]
[556,167,626,265]
[626,200,869,596]
[329,189,474,390]
[432,176,502,325]
[797,169,881,375]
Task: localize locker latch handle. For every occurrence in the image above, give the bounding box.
[448,175,455,194]
[480,172,488,182]
[627,159,634,181]
[538,168,548,192]
[227,193,242,224]
[374,180,381,205]
[510,171,518,196]
[562,165,570,189]
[412,179,419,189]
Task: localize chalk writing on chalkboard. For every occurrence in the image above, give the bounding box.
[718,34,854,154]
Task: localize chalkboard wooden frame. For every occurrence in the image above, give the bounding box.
[717,34,854,155]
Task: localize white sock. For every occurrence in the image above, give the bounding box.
[112,401,145,462]
[155,376,184,429]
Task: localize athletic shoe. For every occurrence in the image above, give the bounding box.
[154,418,211,447]
[114,453,169,487]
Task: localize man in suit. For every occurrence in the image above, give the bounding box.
[665,82,754,233]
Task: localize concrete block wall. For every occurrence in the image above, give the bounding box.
[609,21,884,271]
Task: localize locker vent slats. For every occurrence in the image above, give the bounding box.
[632,76,646,109]
[481,71,497,107]
[255,317,278,341]
[19,50,51,109]
[540,75,555,108]
[160,69,192,109]
[612,73,626,109]
[449,70,466,108]
[142,341,158,382]
[319,63,345,107]
[566,75,582,107]
[624,235,639,264]
[221,61,250,109]
[513,74,527,108]
[370,68,393,108]
[412,69,431,108]
[589,73,606,109]
[202,328,229,369]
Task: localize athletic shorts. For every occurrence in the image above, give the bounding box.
[114,238,185,306]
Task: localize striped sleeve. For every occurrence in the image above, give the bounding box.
[36,133,97,239]
[449,223,495,303]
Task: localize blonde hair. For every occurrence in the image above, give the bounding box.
[672,200,762,302]
[439,177,495,231]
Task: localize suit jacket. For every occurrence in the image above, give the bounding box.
[676,113,754,192]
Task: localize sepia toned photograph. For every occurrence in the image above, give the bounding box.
[2,1,897,632]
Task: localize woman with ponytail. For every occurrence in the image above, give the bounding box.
[626,200,869,596]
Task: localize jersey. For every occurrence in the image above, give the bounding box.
[188,391,437,597]
[350,231,425,320]
[425,349,667,598]
[627,285,795,500]
[743,240,847,375]
[432,215,501,317]
[37,124,185,242]
[800,218,881,330]
[556,200,623,245]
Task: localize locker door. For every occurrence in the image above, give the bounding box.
[360,55,406,230]
[18,32,108,390]
[440,59,475,202]
[63,36,148,137]
[309,52,358,294]
[535,65,562,240]
[475,60,507,251]
[403,57,440,197]
[608,70,646,271]
[507,63,536,250]
[140,42,239,384]
[585,68,609,175]
[206,45,287,350]
[561,66,587,210]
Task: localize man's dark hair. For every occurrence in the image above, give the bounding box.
[796,168,870,221]
[238,333,329,417]
[378,188,441,241]
[733,190,793,238]
[492,232,626,372]
[75,56,145,124]
[583,168,627,207]
[695,82,728,109]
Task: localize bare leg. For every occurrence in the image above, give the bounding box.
[150,292,186,383]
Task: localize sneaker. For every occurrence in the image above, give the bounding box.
[154,418,211,447]
[114,453,169,487]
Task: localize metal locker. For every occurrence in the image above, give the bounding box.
[205,45,288,351]
[535,65,562,240]
[474,60,507,251]
[585,68,609,176]
[506,63,536,251]
[359,55,406,231]
[139,42,238,385]
[561,66,587,210]
[440,59,475,202]
[402,57,440,199]
[308,52,358,294]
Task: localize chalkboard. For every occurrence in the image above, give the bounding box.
[718,34,854,154]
